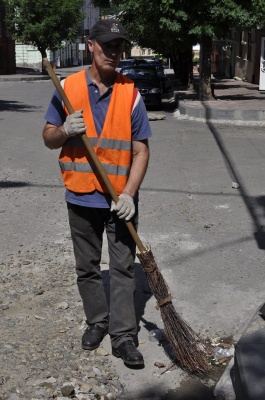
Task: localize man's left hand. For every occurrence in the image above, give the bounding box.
[110,194,135,221]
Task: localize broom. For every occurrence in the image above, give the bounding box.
[43,58,209,374]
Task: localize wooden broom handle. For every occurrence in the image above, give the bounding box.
[43,58,146,253]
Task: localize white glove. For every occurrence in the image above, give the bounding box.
[110,193,135,221]
[63,110,86,136]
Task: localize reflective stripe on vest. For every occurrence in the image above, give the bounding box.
[63,137,132,151]
[58,70,134,194]
[59,160,130,176]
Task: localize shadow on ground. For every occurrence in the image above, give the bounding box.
[0,99,41,112]
[102,263,226,399]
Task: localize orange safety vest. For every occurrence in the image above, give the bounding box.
[58,70,134,194]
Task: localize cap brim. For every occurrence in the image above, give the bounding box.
[91,33,131,44]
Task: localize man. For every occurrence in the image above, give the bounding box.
[42,19,152,367]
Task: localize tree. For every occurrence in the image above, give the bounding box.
[182,1,265,99]
[96,0,197,86]
[94,0,265,100]
[4,0,84,73]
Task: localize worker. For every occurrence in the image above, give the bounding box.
[42,19,152,367]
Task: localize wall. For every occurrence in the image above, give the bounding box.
[0,0,16,74]
[212,28,260,84]
[16,43,42,70]
[234,30,256,82]
[130,45,155,58]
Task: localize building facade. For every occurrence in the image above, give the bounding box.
[212,27,264,84]
[0,0,16,74]
[15,0,99,70]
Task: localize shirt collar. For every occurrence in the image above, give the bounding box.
[86,69,95,86]
[86,68,114,92]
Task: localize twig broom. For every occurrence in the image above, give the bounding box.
[43,58,209,374]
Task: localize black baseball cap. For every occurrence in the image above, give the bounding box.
[88,19,130,44]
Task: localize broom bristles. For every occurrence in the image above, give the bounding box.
[137,248,209,374]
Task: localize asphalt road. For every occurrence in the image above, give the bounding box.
[1,80,265,398]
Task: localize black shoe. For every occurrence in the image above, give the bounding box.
[112,340,144,366]
[82,324,108,350]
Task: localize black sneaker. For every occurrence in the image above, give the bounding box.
[82,324,108,350]
[112,340,144,366]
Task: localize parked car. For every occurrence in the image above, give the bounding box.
[116,59,135,72]
[120,64,162,109]
[116,58,148,72]
[129,58,148,65]
[145,61,169,92]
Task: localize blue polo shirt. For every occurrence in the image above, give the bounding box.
[44,69,152,208]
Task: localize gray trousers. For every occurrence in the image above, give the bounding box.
[67,202,138,348]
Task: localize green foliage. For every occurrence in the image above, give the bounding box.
[252,0,265,27]
[105,0,265,49]
[4,0,84,56]
[90,0,109,8]
[90,0,120,17]
[100,0,265,93]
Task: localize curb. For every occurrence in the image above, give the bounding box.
[214,358,236,400]
[175,103,265,126]
[178,100,265,123]
[0,75,51,82]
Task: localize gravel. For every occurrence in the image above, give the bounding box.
[0,239,125,400]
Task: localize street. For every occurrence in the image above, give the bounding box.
[1,79,265,399]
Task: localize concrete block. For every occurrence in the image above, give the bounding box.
[234,303,265,400]
[214,358,236,400]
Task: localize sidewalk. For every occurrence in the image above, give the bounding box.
[175,77,265,124]
[0,65,86,82]
[0,67,51,82]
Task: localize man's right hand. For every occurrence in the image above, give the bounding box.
[63,110,87,136]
